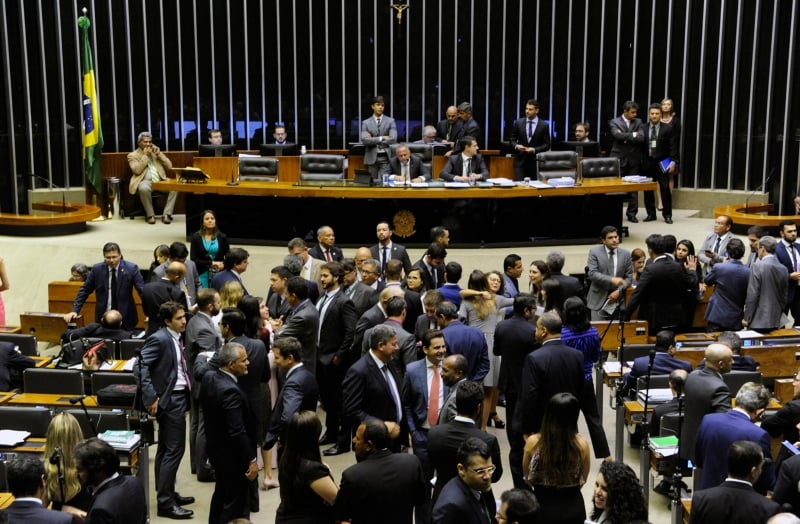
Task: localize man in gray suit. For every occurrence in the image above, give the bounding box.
[361,95,397,180]
[341,258,378,317]
[586,225,633,320]
[744,235,789,332]
[276,276,320,374]
[152,241,202,310]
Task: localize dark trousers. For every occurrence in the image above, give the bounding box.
[155,389,188,509]
[620,161,642,217]
[581,379,611,458]
[643,159,673,218]
[318,360,348,446]
[505,391,529,489]
[411,427,432,524]
[209,466,251,524]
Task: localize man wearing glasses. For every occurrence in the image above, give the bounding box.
[432,436,498,524]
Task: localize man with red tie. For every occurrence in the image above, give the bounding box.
[309,225,344,262]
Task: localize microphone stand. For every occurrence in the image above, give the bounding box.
[613,298,629,462]
[27,173,67,213]
[227,151,239,186]
[743,170,773,212]
[671,394,686,524]
[133,349,151,497]
[50,447,66,504]
[639,349,656,508]
[70,396,99,437]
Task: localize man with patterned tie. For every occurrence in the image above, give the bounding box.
[361,95,397,181]
[775,220,800,322]
[510,99,551,181]
[127,131,178,224]
[698,215,735,270]
[136,300,195,520]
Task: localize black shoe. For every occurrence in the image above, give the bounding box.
[318,433,337,446]
[196,468,216,483]
[157,505,194,519]
[323,444,348,456]
[643,215,657,222]
[628,215,639,223]
[653,480,672,496]
[174,494,195,506]
[664,217,673,224]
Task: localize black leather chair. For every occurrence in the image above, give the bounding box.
[23,368,84,395]
[619,344,656,363]
[91,371,136,395]
[536,151,578,181]
[63,408,129,435]
[723,370,762,397]
[299,154,346,181]
[118,339,145,360]
[580,157,621,179]
[0,333,38,356]
[389,143,434,169]
[239,156,279,181]
[0,406,53,437]
[636,374,671,393]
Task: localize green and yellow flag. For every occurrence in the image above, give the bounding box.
[78,14,103,194]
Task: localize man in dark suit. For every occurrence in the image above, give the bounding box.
[744,236,789,331]
[436,105,461,147]
[450,102,483,154]
[695,382,775,493]
[308,225,344,262]
[436,301,490,382]
[142,261,188,336]
[66,242,145,330]
[771,452,800,513]
[151,241,202,309]
[622,330,692,393]
[704,238,751,331]
[681,343,733,464]
[626,233,696,334]
[609,100,646,222]
[334,420,427,524]
[362,296,417,378]
[439,135,489,182]
[263,336,319,452]
[74,438,148,524]
[649,369,689,438]
[341,258,379,317]
[361,95,397,180]
[546,250,584,300]
[3,455,72,523]
[201,342,259,523]
[586,226,633,320]
[514,311,585,437]
[775,220,800,321]
[276,276,320,375]
[431,437,497,524]
[381,260,422,333]
[438,354,469,424]
[371,221,413,276]
[60,309,133,344]
[412,243,447,290]
[428,381,503,504]
[266,265,293,322]
[210,247,250,295]
[135,301,194,519]
[642,103,680,223]
[494,294,538,488]
[350,286,403,357]
[342,324,406,452]
[387,143,432,183]
[510,98,551,181]
[690,440,780,523]
[0,340,34,391]
[315,262,358,456]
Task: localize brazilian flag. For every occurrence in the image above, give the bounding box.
[78,14,103,194]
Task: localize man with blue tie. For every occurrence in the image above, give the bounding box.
[698,215,735,270]
[775,220,800,323]
[361,95,397,181]
[510,99,551,181]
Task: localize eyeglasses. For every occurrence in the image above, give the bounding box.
[470,465,496,476]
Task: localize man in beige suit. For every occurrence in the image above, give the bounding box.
[127,131,178,224]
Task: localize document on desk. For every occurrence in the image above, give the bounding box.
[0,429,30,446]
[122,359,135,371]
[488,178,516,187]
[443,182,471,188]
[736,329,764,339]
[603,361,622,374]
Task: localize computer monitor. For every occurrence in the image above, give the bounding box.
[197,144,237,157]
[259,143,299,156]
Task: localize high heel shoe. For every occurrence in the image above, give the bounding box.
[488,412,505,429]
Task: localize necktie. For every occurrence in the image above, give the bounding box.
[179,338,192,392]
[402,163,408,180]
[109,268,118,311]
[317,294,330,337]
[274,295,282,315]
[432,267,438,288]
[427,363,440,425]
[446,123,452,141]
[713,236,722,254]
[527,120,534,141]
[376,117,382,132]
[317,293,329,313]
[791,243,798,271]
[382,364,402,422]
[382,246,389,277]
[608,249,616,277]
[464,158,472,178]
[325,249,332,262]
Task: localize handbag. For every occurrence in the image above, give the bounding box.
[81,340,107,371]
[57,337,107,368]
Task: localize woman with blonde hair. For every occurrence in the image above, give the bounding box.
[213,279,243,328]
[44,412,90,518]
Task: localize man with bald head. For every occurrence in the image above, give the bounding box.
[142,261,188,336]
[681,343,733,466]
[351,286,405,355]
[309,225,343,262]
[436,105,462,150]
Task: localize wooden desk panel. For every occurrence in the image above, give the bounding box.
[0,493,13,510]
[592,320,649,351]
[48,281,145,330]
[0,391,15,404]
[9,393,101,407]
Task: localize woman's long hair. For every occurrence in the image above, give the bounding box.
[219,280,244,309]
[237,295,264,340]
[676,239,696,260]
[541,278,564,318]
[590,460,648,524]
[465,269,495,320]
[562,296,591,332]
[279,411,323,503]
[197,209,220,238]
[532,393,583,486]
[44,412,85,504]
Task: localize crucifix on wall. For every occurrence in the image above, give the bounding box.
[391,1,409,26]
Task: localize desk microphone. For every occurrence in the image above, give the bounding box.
[26,173,68,213]
[68,394,87,404]
[49,446,62,465]
[744,169,774,212]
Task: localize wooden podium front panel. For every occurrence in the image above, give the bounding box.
[194,156,301,183]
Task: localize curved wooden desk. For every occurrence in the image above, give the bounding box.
[0,201,101,236]
[714,203,797,229]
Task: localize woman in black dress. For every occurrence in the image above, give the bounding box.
[190,209,230,288]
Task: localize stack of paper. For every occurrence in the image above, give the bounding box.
[99,430,140,451]
[637,388,674,405]
[0,429,30,447]
[649,435,679,456]
[549,177,576,187]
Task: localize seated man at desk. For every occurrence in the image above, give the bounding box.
[387,143,431,183]
[621,330,692,396]
[439,136,489,183]
[60,309,134,344]
[0,339,35,391]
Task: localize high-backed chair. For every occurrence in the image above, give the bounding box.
[299,154,346,181]
[91,371,137,395]
[0,333,38,356]
[536,151,578,181]
[63,408,129,435]
[619,344,656,362]
[390,143,434,170]
[636,374,671,394]
[23,368,84,395]
[723,370,762,397]
[239,156,279,181]
[580,157,621,179]
[118,339,145,360]
[0,406,53,437]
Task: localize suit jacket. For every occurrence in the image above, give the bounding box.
[267,292,292,321]
[380,283,422,334]
[451,118,482,153]
[229,334,269,425]
[363,319,417,376]
[304,257,325,291]
[277,299,320,375]
[72,260,145,330]
[650,397,681,437]
[771,453,800,512]
[317,289,357,366]
[643,120,680,172]
[427,418,503,502]
[371,243,413,275]
[210,269,249,295]
[681,367,731,461]
[189,231,230,276]
[263,364,319,449]
[412,258,445,290]
[441,320,490,382]
[510,117,551,175]
[351,303,387,358]
[690,480,780,524]
[86,474,148,524]
[201,369,257,474]
[343,281,379,318]
[550,272,584,301]
[494,314,538,396]
[762,398,800,466]
[626,256,694,332]
[432,476,494,524]
[696,409,775,492]
[402,357,450,433]
[141,278,188,336]
[152,258,201,306]
[698,231,734,267]
[361,115,398,165]
[183,312,222,389]
[586,245,633,312]
[342,353,404,431]
[625,352,692,392]
[776,240,799,304]
[438,283,463,309]
[61,323,133,344]
[439,153,489,181]
[0,341,35,391]
[333,449,427,524]
[744,255,788,329]
[438,379,465,424]
[308,244,344,262]
[608,115,646,172]
[514,339,586,435]
[136,328,184,412]
[2,500,72,523]
[704,260,751,329]
[387,155,431,181]
[127,147,172,194]
[436,118,462,143]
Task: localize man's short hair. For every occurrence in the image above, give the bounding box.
[372,95,386,105]
[102,242,121,255]
[370,324,396,349]
[430,226,448,243]
[734,382,770,412]
[759,235,778,254]
[726,238,746,259]
[421,329,444,348]
[220,308,246,336]
[384,259,404,281]
[426,242,448,260]
[575,121,591,134]
[727,440,764,479]
[271,265,292,281]
[649,102,662,112]
[720,215,734,228]
[196,288,219,311]
[668,369,688,396]
[218,341,245,367]
[321,261,344,283]
[159,301,185,323]
[457,437,490,467]
[273,336,302,361]
[423,289,444,308]
[286,276,309,300]
[136,131,152,142]
[168,242,189,260]
[224,247,249,269]
[101,309,123,329]
[341,258,356,274]
[545,250,565,272]
[503,254,522,272]
[663,235,677,254]
[600,225,617,239]
[455,380,484,415]
[539,310,563,333]
[444,261,462,283]
[526,99,540,108]
[446,353,469,377]
[622,100,639,112]
[6,455,44,497]
[501,489,541,524]
[283,254,303,276]
[655,330,675,352]
[208,128,221,139]
[747,225,767,238]
[287,237,308,251]
[363,419,390,450]
[459,135,476,150]
[717,331,743,354]
[74,437,120,477]
[512,293,537,316]
[385,296,407,317]
[457,102,473,114]
[645,233,666,255]
[435,301,458,320]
